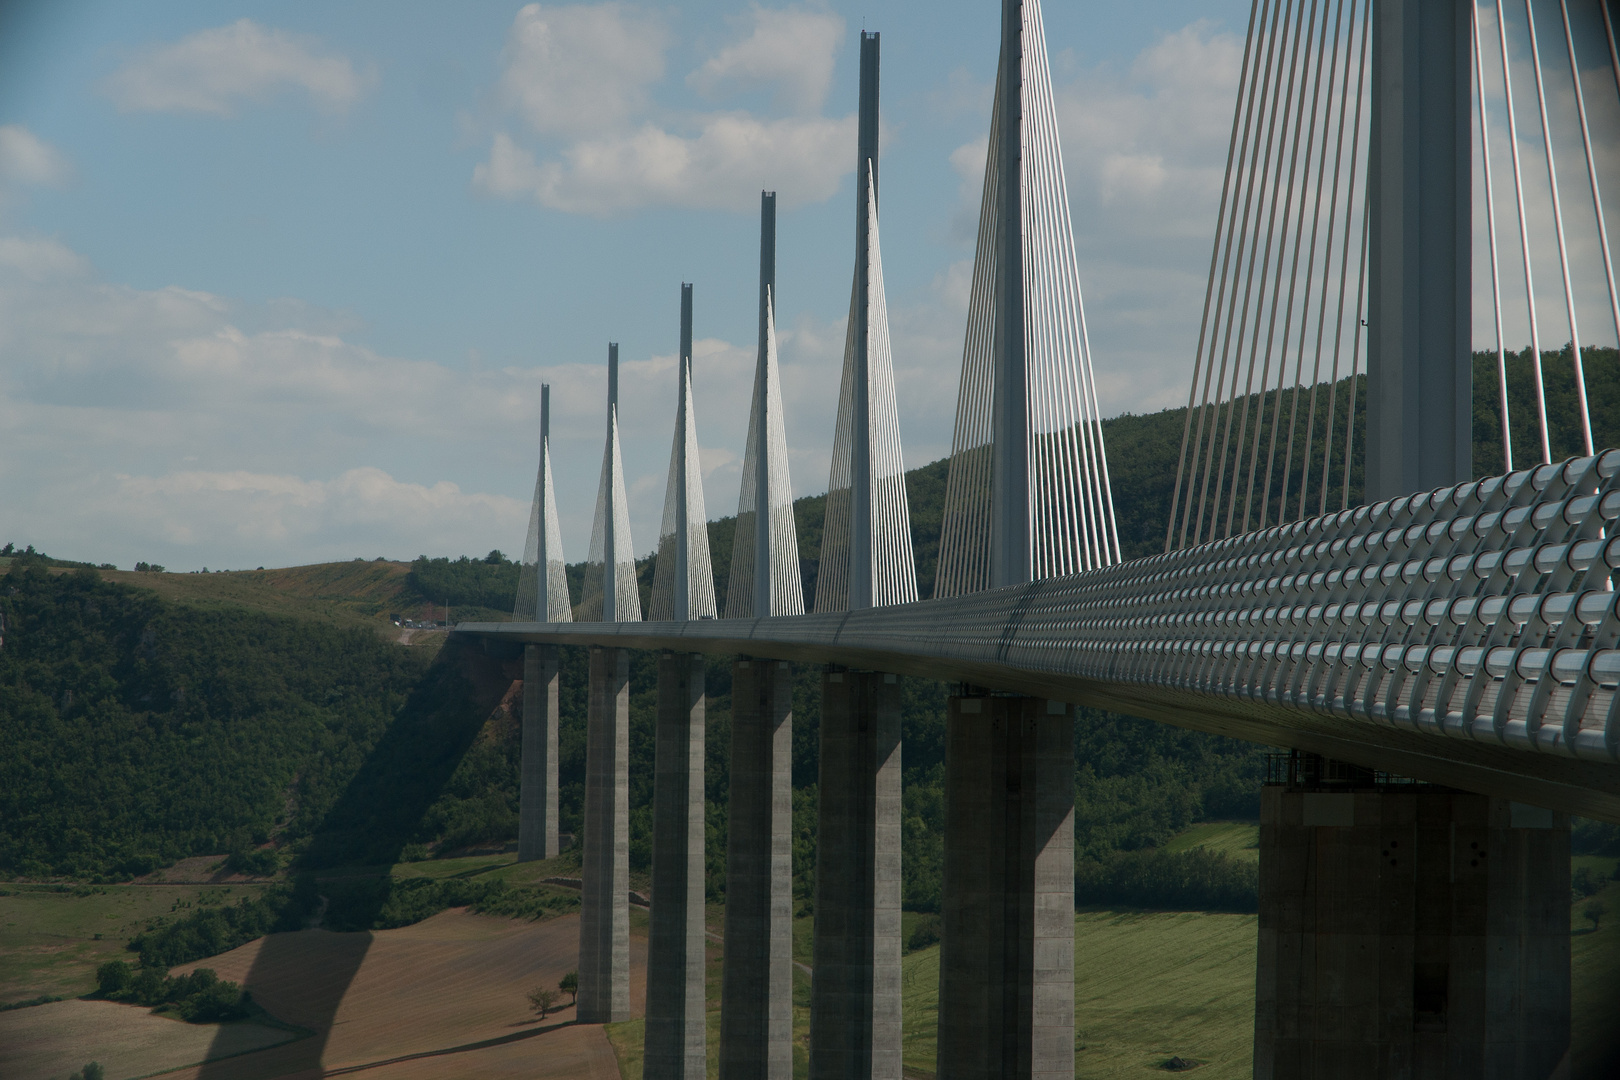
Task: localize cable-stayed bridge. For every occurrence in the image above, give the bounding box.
[463,2,1620,1076]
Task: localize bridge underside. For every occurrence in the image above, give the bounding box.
[461,612,1620,824]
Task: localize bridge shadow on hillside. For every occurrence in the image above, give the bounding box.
[196,633,523,1079]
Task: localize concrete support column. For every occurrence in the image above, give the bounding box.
[938,694,1074,1080]
[1366,0,1472,500]
[579,645,631,1023]
[1254,781,1570,1077]
[518,643,560,862]
[646,651,708,1079]
[720,658,794,1080]
[810,669,902,1080]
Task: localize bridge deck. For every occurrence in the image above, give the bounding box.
[464,454,1620,823]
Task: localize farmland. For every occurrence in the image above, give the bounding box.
[2,845,1617,1078]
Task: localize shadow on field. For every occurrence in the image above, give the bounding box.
[196,633,521,1079]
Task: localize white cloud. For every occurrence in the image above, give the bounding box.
[474,113,855,214]
[106,467,524,553]
[0,126,73,188]
[0,236,90,282]
[476,2,854,216]
[688,6,844,114]
[1048,20,1246,415]
[496,3,668,136]
[0,231,856,571]
[104,19,373,116]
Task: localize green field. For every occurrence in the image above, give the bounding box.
[600,904,1257,1080]
[900,910,1258,1079]
[0,881,266,1004]
[1572,858,1620,1075]
[1161,821,1260,863]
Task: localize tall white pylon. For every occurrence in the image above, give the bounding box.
[514,383,573,622]
[725,193,805,619]
[650,284,718,621]
[816,31,918,614]
[934,0,1120,599]
[582,343,643,622]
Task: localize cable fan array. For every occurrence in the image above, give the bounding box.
[518,4,1121,620]
[1474,0,1620,471]
[933,0,1120,599]
[1171,0,1620,555]
[1169,0,1374,553]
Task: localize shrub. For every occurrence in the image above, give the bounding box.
[1074,847,1258,913]
[97,963,247,1022]
[528,986,559,1018]
[129,884,310,968]
[96,960,133,998]
[127,967,168,1006]
[175,979,250,1022]
[905,915,942,954]
[225,847,279,877]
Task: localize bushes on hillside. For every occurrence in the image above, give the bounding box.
[325,875,577,930]
[405,553,520,611]
[129,885,310,968]
[225,846,279,876]
[125,874,579,966]
[95,961,249,1022]
[1074,847,1258,913]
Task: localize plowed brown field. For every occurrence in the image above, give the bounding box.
[6,909,643,1080]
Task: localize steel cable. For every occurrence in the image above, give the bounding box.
[1193,0,1293,547]
[1202,0,1302,544]
[1524,0,1593,455]
[1500,0,1553,463]
[1476,0,1515,472]
[1169,0,1266,552]
[1256,0,1336,532]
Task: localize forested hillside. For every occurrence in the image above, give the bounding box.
[0,559,428,878]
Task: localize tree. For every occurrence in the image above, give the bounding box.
[68,1065,103,1080]
[96,960,133,998]
[1585,899,1606,932]
[528,986,560,1019]
[559,970,578,1005]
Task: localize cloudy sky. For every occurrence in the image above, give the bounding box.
[0,0,1253,572]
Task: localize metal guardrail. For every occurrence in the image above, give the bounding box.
[462,452,1620,820]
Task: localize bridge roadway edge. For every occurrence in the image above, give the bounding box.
[457,613,1620,824]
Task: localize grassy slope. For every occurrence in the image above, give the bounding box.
[901,911,1260,1079]
[0,882,267,1003]
[1161,821,1260,863]
[94,561,417,635]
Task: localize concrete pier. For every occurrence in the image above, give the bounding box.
[938,694,1074,1080]
[579,645,631,1024]
[720,658,794,1080]
[646,651,708,1079]
[810,669,902,1080]
[1254,775,1571,1078]
[518,643,560,861]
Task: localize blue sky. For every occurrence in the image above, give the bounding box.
[0,0,1254,571]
